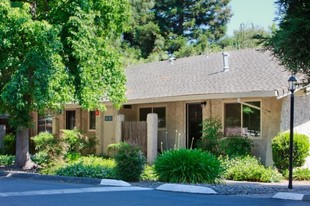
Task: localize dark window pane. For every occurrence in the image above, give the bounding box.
[243,102,261,137]
[66,111,76,130]
[154,107,166,128]
[224,103,241,136]
[89,111,96,130]
[139,108,152,121]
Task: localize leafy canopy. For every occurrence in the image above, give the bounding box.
[266,0,310,83]
[0,0,129,128]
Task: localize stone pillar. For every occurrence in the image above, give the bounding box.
[115,114,125,143]
[52,117,60,136]
[0,125,6,149]
[147,113,158,164]
[95,111,104,155]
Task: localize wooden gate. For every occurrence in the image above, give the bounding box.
[121,121,147,155]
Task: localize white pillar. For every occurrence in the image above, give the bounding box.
[115,114,125,143]
[147,113,158,164]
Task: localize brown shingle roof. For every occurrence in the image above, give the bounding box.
[125,49,289,102]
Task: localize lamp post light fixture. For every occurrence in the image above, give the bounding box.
[288,75,297,189]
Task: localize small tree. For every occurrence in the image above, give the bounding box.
[197,118,223,155]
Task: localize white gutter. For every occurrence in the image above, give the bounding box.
[122,91,276,105]
[276,84,310,100]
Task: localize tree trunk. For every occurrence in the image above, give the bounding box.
[15,127,35,169]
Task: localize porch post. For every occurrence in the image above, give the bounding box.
[115,114,125,143]
[147,113,158,164]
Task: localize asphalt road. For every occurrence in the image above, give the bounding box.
[0,177,309,206]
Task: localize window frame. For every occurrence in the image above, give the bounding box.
[38,114,53,133]
[222,99,262,139]
[138,106,167,129]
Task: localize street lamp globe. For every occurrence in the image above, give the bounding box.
[288,75,297,92]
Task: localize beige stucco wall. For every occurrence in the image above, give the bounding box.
[202,97,282,166]
[116,97,282,165]
[280,92,310,137]
[41,96,284,163]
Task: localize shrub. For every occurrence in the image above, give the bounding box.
[32,132,68,163]
[292,168,310,180]
[54,156,116,179]
[141,165,158,181]
[272,132,309,172]
[1,134,15,155]
[61,129,96,155]
[0,155,15,166]
[107,143,123,157]
[154,149,223,184]
[114,142,146,182]
[31,151,49,165]
[222,155,283,182]
[197,118,223,155]
[218,136,253,157]
[283,168,310,181]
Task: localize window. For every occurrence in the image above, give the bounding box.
[139,107,166,128]
[224,101,261,137]
[66,111,76,130]
[38,115,53,133]
[89,111,96,130]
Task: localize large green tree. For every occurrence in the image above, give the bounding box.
[220,23,271,50]
[0,0,129,168]
[266,0,310,83]
[154,0,232,52]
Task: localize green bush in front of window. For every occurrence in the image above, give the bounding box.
[32,132,69,164]
[61,129,96,155]
[197,118,223,155]
[272,132,310,172]
[218,136,253,157]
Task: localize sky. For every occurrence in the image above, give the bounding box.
[227,0,278,36]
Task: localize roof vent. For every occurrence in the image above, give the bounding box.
[168,57,176,65]
[222,52,229,72]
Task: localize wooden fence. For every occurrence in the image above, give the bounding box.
[121,121,147,155]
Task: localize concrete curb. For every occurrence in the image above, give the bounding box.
[100,179,131,187]
[4,171,103,185]
[273,192,310,201]
[2,171,130,187]
[156,183,217,195]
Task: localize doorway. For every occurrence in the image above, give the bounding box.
[186,103,203,149]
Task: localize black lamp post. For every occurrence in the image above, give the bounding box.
[288,75,297,189]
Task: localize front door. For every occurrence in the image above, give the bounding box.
[186,103,203,149]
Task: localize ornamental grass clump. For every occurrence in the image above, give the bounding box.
[154,149,223,184]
